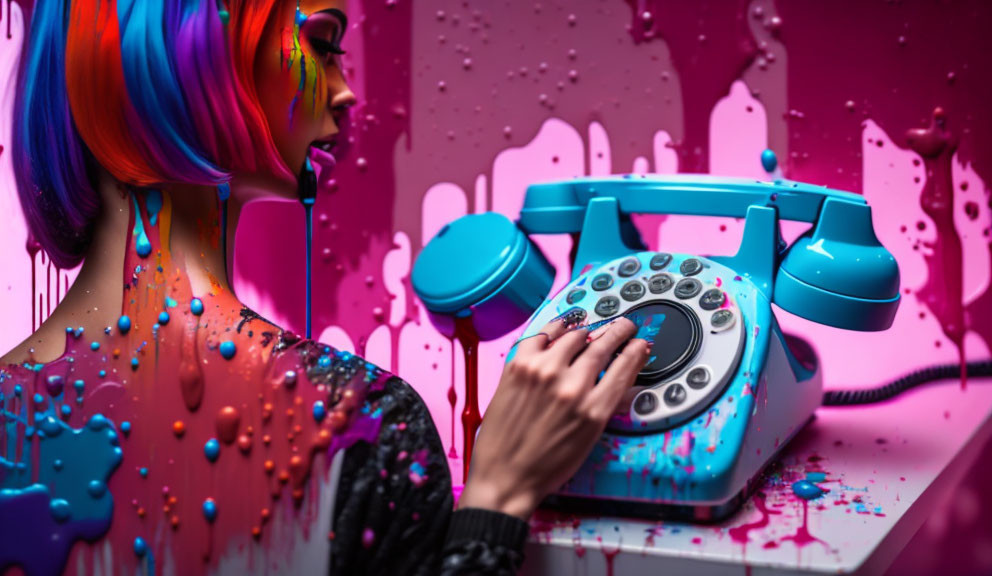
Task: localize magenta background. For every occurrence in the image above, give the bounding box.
[2,1,991,573]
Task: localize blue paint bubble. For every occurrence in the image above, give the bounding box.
[204,439,220,462]
[120,421,131,435]
[33,393,44,406]
[761,148,778,173]
[805,471,827,483]
[130,357,140,370]
[312,401,327,423]
[60,404,72,418]
[53,459,64,471]
[13,385,22,396]
[791,480,825,500]
[135,234,152,258]
[88,480,107,498]
[318,355,331,368]
[202,499,218,522]
[65,326,73,334]
[118,316,132,334]
[73,380,85,394]
[139,467,148,478]
[133,537,148,557]
[219,341,236,360]
[50,499,72,523]
[158,311,170,325]
[39,416,62,437]
[190,298,204,316]
[98,370,107,378]
[90,341,100,351]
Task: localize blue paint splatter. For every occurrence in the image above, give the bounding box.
[0,413,122,575]
[791,479,825,500]
[761,148,778,173]
[190,298,204,316]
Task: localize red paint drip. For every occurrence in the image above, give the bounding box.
[728,491,780,551]
[780,499,824,548]
[447,339,457,458]
[906,108,969,389]
[454,315,480,481]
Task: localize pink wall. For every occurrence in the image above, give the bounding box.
[2,1,991,571]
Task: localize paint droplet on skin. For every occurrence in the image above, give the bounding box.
[313,401,327,423]
[190,298,204,316]
[204,438,220,462]
[203,499,218,523]
[50,499,71,523]
[90,341,100,351]
[219,340,236,360]
[215,406,240,444]
[172,420,186,437]
[791,480,825,500]
[283,370,297,388]
[158,311,170,325]
[133,537,147,557]
[120,421,131,436]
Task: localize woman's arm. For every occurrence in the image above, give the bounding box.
[329,316,647,575]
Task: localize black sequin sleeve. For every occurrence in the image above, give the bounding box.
[330,377,529,576]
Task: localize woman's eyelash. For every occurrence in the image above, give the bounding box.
[309,37,346,56]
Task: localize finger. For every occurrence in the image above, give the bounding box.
[513,312,578,356]
[571,317,638,378]
[544,328,590,366]
[582,338,651,420]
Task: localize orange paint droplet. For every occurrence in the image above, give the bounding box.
[251,526,262,539]
[137,507,146,518]
[261,508,271,523]
[262,434,271,445]
[285,408,295,418]
[291,489,304,502]
[171,515,180,529]
[264,460,275,474]
[278,470,290,484]
[172,420,186,437]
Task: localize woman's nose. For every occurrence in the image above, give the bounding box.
[330,88,356,115]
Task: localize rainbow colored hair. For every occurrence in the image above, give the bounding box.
[12,0,293,269]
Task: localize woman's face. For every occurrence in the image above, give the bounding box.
[254,0,355,191]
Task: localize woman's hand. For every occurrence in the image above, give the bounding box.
[458,316,650,519]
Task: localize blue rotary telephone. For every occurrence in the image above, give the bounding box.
[412,174,900,520]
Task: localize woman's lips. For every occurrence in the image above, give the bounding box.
[308,145,337,189]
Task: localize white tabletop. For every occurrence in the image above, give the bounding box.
[522,376,992,575]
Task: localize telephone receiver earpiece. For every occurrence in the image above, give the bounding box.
[411,213,554,340]
[774,197,900,331]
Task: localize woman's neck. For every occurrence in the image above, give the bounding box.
[3,170,244,365]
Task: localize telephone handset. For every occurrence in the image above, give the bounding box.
[412,174,900,520]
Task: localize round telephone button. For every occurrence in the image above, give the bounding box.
[699,289,726,311]
[647,273,674,294]
[687,367,710,389]
[663,383,687,407]
[680,258,703,276]
[618,258,641,277]
[591,274,614,291]
[633,391,657,415]
[594,296,621,317]
[566,289,587,305]
[620,281,646,302]
[710,309,735,330]
[649,253,672,270]
[674,278,702,299]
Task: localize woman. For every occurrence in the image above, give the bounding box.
[0,1,650,574]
